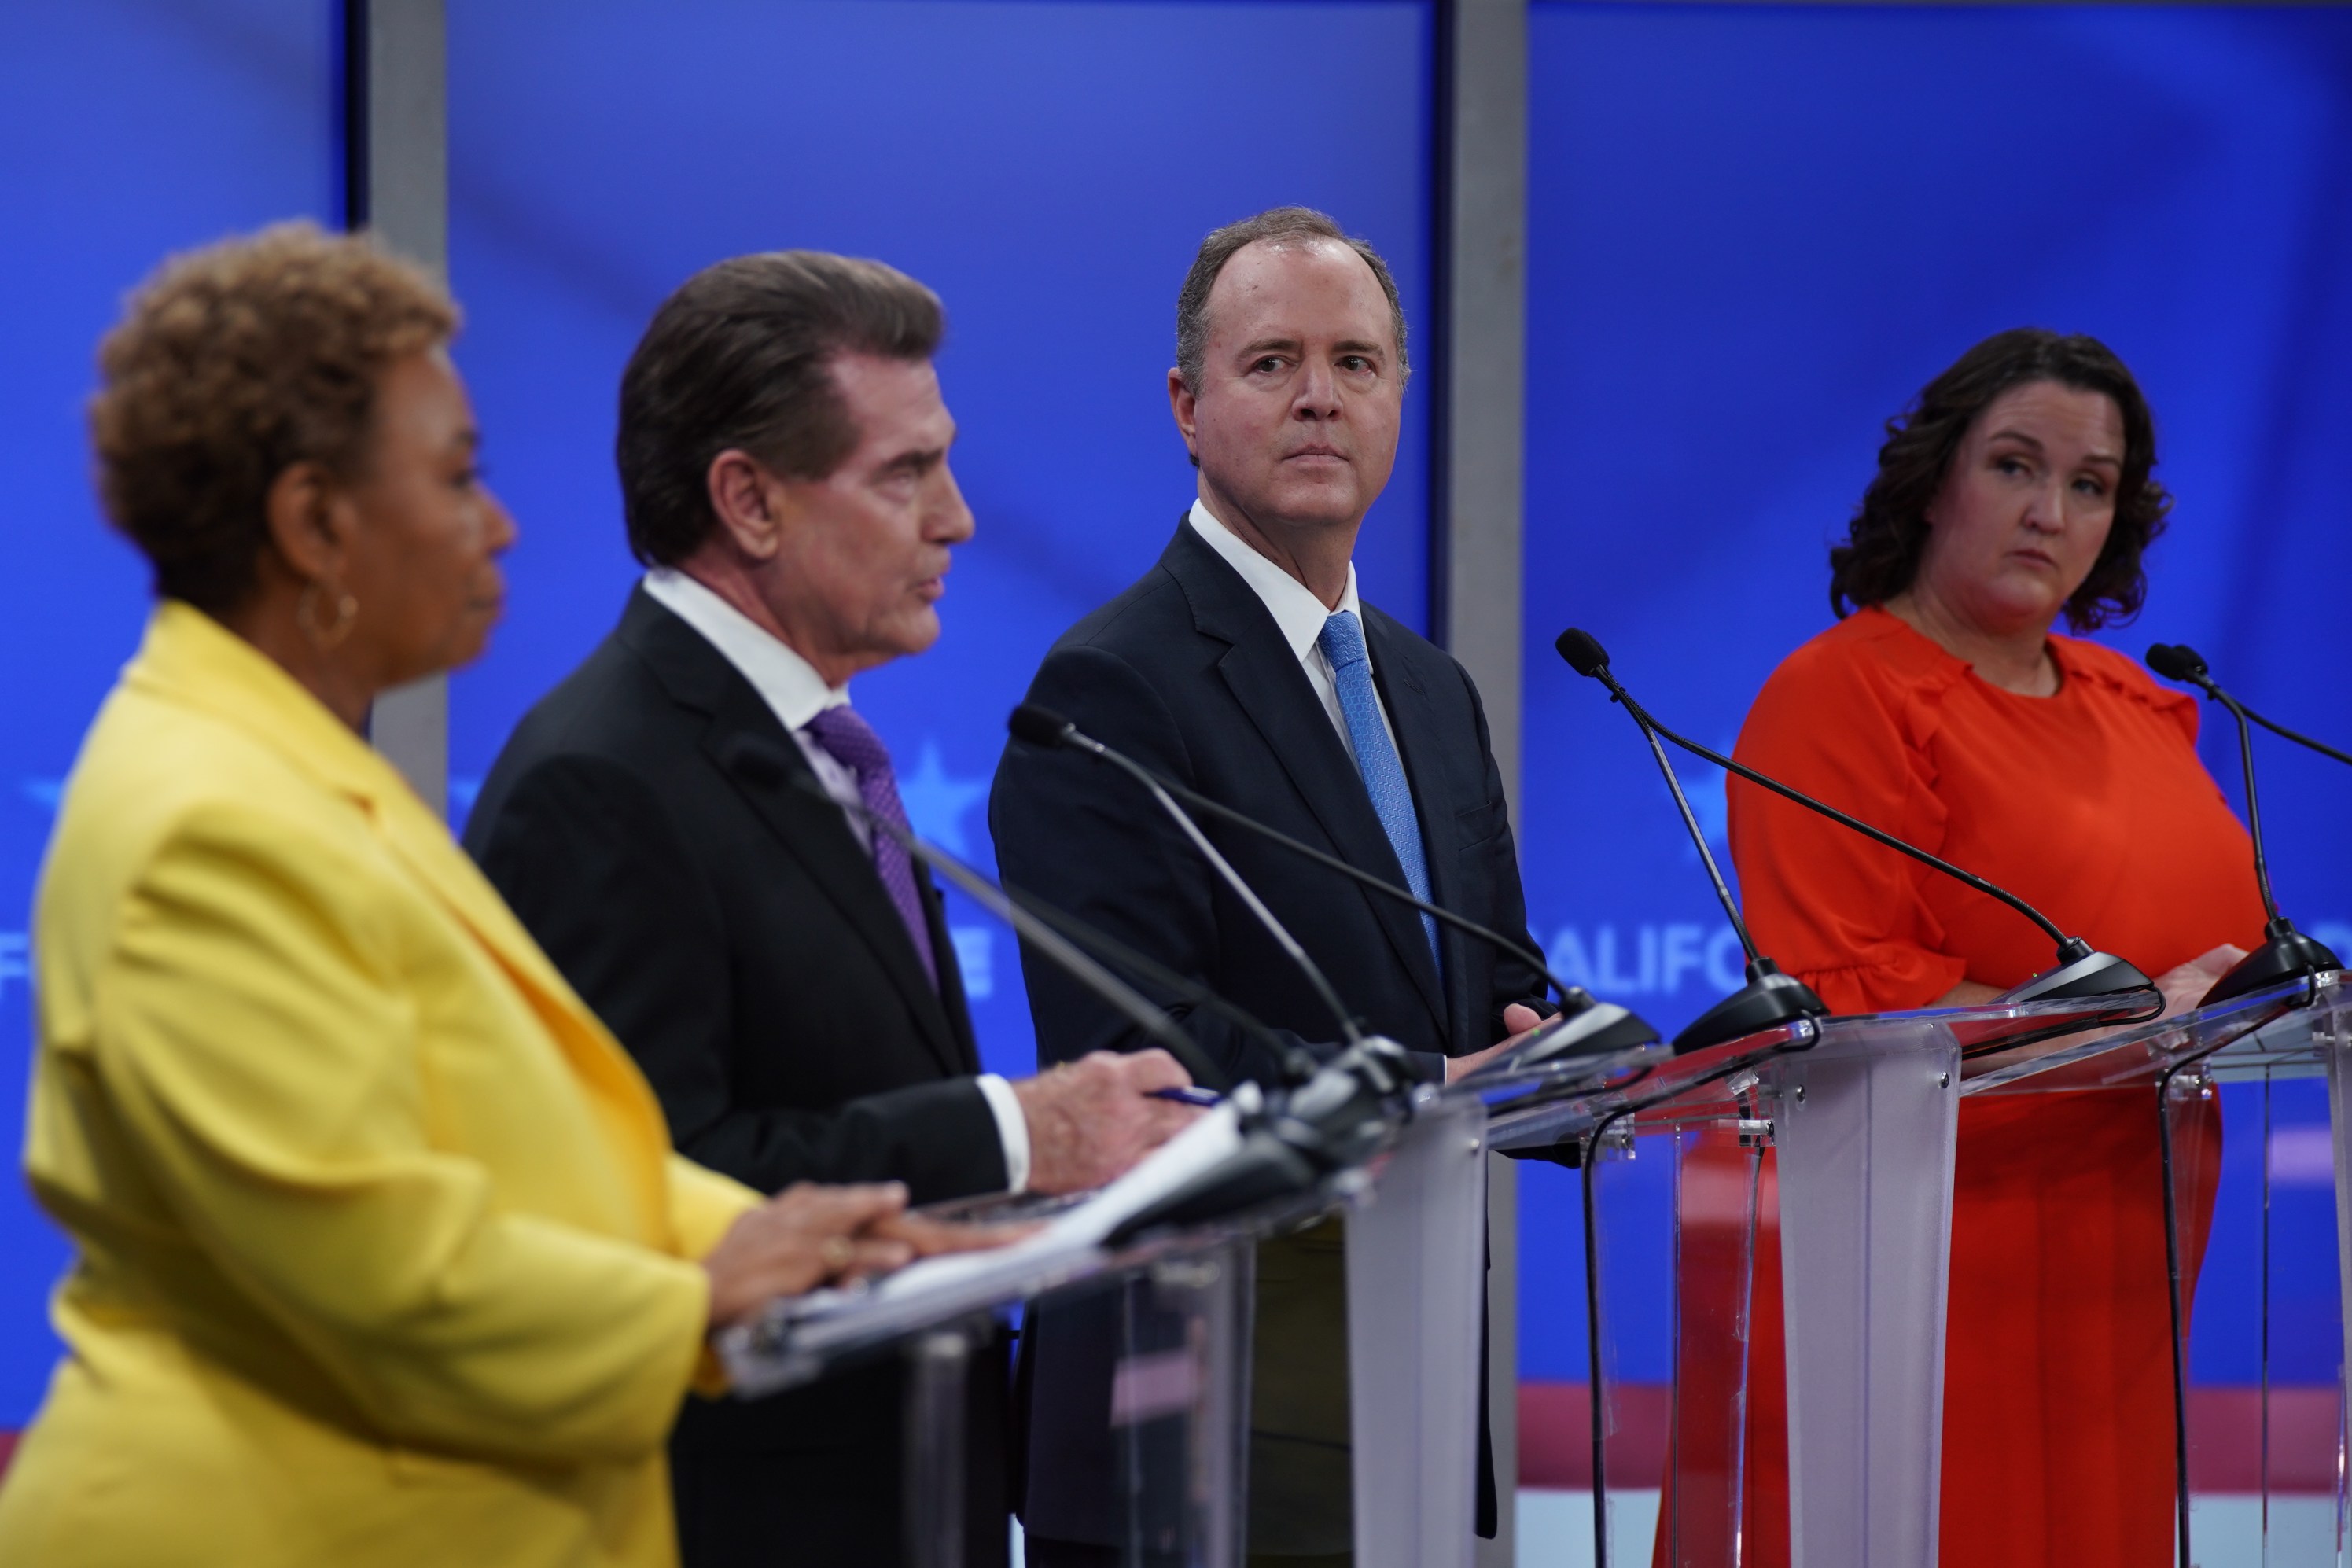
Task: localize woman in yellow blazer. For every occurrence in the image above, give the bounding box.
[0,224,988,1566]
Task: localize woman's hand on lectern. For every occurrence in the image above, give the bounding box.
[2155,944,2247,1018]
[701,1182,1033,1328]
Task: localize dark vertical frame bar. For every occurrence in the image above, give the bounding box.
[1426,0,1458,651]
[340,0,369,230]
[344,0,450,814]
[1432,7,1529,1562]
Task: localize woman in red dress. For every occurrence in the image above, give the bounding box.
[1694,329,2261,1568]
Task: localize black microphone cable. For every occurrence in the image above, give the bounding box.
[1010,705,1669,1070]
[2144,643,2341,1002]
[1003,710,1365,1051]
[1010,703,1582,1010]
[717,749,1237,1093]
[1551,631,1825,1051]
[1556,627,2159,1019]
[2149,643,2352,767]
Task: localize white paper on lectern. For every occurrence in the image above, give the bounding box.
[846,1100,1246,1305]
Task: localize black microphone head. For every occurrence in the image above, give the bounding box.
[2144,643,2203,683]
[1555,628,1612,679]
[2168,642,2213,680]
[1008,703,1077,749]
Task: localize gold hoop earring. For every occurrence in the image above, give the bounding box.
[296,580,359,652]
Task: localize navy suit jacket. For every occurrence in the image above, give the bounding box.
[466,587,1010,1568]
[990,519,1541,1549]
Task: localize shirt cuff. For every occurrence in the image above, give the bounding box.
[974,1073,1030,1194]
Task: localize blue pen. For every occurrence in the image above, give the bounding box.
[1148,1086,1222,1107]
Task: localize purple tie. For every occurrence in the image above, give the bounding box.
[801,706,938,988]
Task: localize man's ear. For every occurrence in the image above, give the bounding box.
[1167,367,1200,464]
[706,449,790,562]
[261,461,350,583]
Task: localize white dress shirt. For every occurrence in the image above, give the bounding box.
[640,568,1032,1192]
[1185,499,1401,760]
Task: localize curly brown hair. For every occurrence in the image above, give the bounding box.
[1827,328,2173,631]
[90,221,458,615]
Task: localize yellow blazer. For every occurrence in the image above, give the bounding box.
[0,604,760,1567]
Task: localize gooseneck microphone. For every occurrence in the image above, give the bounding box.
[759,765,1242,1092]
[1554,631,1827,1051]
[1005,707,1364,1051]
[1014,704,1572,1003]
[1010,704,1663,1066]
[2144,644,2342,1003]
[1555,628,2159,1019]
[2149,644,2352,768]
[758,760,1394,1241]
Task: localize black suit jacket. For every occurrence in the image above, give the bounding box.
[990,520,1540,1551]
[466,587,1010,1568]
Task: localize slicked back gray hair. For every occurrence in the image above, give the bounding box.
[1173,207,1410,397]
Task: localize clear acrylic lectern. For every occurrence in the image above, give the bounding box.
[712,1036,1649,1568]
[1964,970,2350,1568]
[1488,992,2157,1568]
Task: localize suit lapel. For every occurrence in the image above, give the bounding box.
[1163,526,1448,1038]
[705,683,970,1081]
[915,863,982,1074]
[136,603,680,1242]
[622,591,969,1080]
[374,779,681,1239]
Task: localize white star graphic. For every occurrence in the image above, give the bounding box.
[896,742,988,858]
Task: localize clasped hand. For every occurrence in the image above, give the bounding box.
[1443,1001,1551,1084]
[701,1183,1027,1329]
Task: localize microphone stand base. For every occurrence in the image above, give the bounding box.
[1673,969,1827,1054]
[1508,1003,1660,1068]
[1997,948,2155,1005]
[2200,922,2343,1007]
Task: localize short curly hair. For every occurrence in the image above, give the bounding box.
[90,221,458,615]
[1827,328,2173,631]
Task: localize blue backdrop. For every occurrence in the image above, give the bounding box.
[1515,2,2352,1393]
[0,0,2342,1437]
[443,0,1435,1077]
[0,0,337,1425]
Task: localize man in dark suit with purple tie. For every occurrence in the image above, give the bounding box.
[466,251,1196,1568]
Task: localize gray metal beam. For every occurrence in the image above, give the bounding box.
[1437,2,1530,1562]
[1442,0,1529,817]
[352,0,451,815]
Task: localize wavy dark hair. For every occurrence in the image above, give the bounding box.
[1828,328,2172,631]
[617,251,944,568]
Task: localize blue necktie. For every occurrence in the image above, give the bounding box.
[1316,610,1441,968]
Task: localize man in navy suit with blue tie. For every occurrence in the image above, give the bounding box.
[991,208,1551,1564]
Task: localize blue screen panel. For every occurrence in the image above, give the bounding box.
[0,1,337,1425]
[1519,3,2352,1386]
[446,0,1434,1082]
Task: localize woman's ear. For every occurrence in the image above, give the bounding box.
[261,460,355,584]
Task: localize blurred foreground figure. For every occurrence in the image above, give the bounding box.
[0,224,996,1568]
[1706,328,2260,1568]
